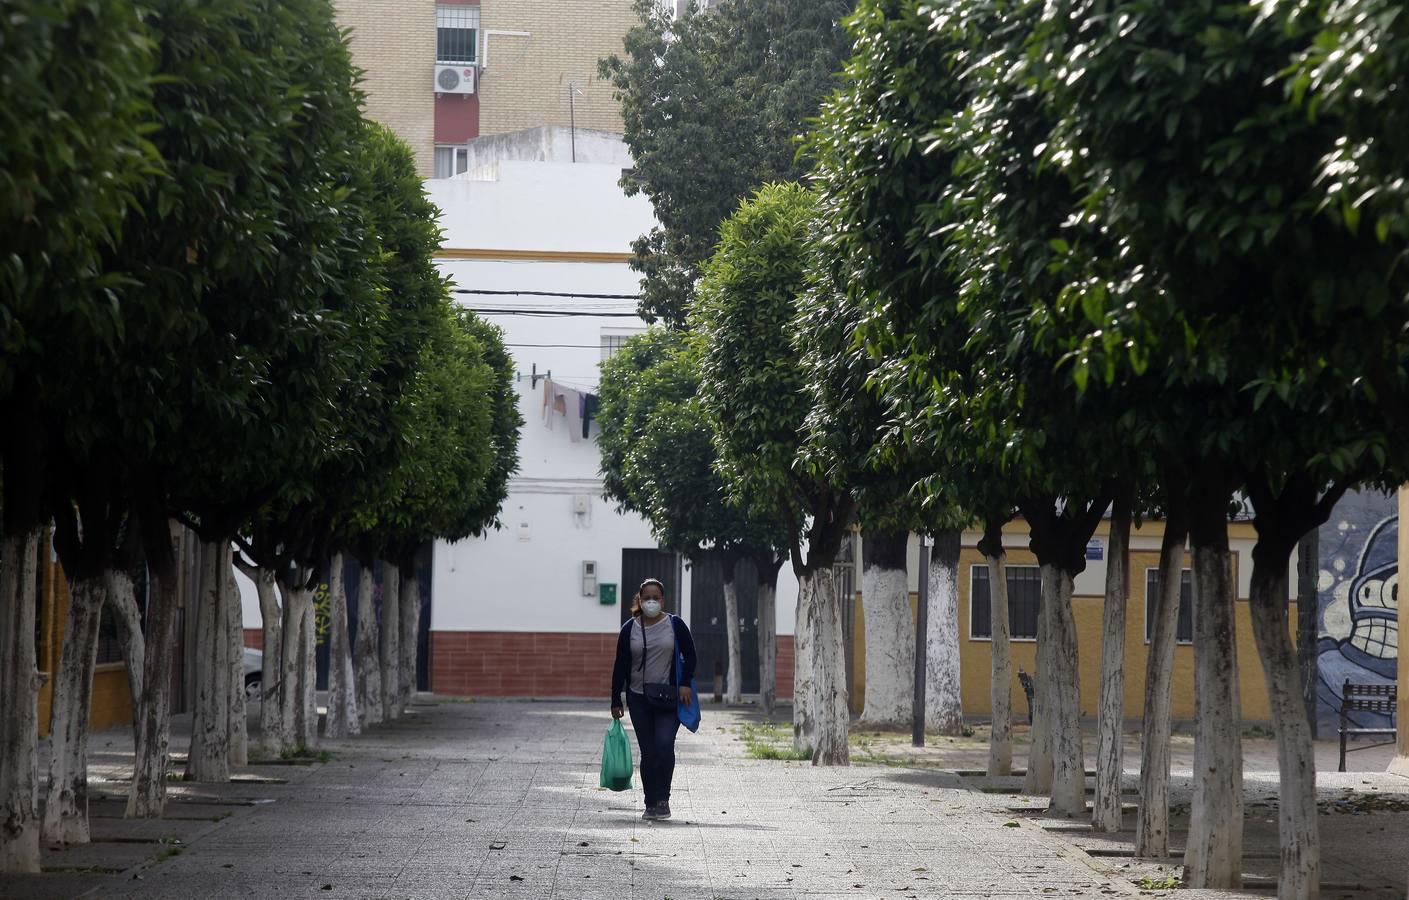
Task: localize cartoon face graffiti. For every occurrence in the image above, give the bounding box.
[1317,511,1397,730]
[1342,517,1399,677]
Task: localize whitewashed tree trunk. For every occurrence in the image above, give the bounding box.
[224,549,247,767]
[128,521,182,819]
[1184,523,1243,889]
[792,571,816,754]
[106,573,144,746]
[1249,553,1319,900]
[1024,575,1054,796]
[398,568,418,715]
[723,563,743,705]
[860,530,912,728]
[237,560,282,755]
[277,579,304,756]
[756,559,779,718]
[0,528,42,872]
[1094,502,1131,833]
[1045,565,1086,817]
[42,572,106,844]
[926,531,963,734]
[186,539,231,782]
[985,545,1013,776]
[379,563,400,723]
[354,565,382,729]
[296,596,316,749]
[810,567,850,766]
[1136,517,1187,858]
[325,554,358,738]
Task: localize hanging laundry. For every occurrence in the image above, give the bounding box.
[562,387,584,443]
[581,392,600,440]
[543,378,570,431]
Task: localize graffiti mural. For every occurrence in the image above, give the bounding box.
[1316,489,1398,734]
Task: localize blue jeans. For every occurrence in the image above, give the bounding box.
[625,690,680,807]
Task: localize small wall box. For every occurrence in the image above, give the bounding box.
[599,583,617,605]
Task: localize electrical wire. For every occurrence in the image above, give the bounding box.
[468,308,641,317]
[454,288,641,300]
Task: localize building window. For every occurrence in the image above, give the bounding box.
[434,145,469,179]
[436,6,480,65]
[1145,567,1194,644]
[600,329,645,362]
[970,564,1042,640]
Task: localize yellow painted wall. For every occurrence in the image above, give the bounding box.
[36,532,134,738]
[850,519,1297,723]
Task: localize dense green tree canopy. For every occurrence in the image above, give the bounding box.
[0,0,157,531]
[600,0,854,326]
[598,327,788,558]
[693,182,856,570]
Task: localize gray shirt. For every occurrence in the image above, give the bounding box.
[628,615,676,694]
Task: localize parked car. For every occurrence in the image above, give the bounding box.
[243,647,263,702]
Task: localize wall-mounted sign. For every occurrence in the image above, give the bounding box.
[1086,538,1104,561]
[599,583,617,605]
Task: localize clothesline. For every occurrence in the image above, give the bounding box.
[541,376,602,443]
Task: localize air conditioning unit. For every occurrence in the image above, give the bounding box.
[434,64,476,95]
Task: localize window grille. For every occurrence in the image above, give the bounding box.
[436,6,480,65]
[600,331,644,362]
[970,564,1042,640]
[1145,567,1194,644]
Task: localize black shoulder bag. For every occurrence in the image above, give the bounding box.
[639,616,677,711]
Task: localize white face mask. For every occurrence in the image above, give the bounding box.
[641,599,663,618]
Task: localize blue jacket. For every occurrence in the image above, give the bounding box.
[610,613,697,708]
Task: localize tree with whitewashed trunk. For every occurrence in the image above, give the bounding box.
[186,539,236,782]
[353,562,382,729]
[925,530,963,735]
[324,554,359,739]
[1135,485,1189,858]
[50,0,377,804]
[1093,491,1133,833]
[43,501,146,844]
[1044,2,1409,890]
[0,0,156,869]
[126,515,184,819]
[598,327,790,712]
[236,122,480,740]
[378,565,401,722]
[355,310,520,720]
[693,184,857,763]
[858,529,912,728]
[977,519,1014,777]
[225,555,247,766]
[234,554,284,753]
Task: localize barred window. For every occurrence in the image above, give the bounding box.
[600,330,645,362]
[436,6,480,65]
[1145,567,1194,644]
[970,564,1041,640]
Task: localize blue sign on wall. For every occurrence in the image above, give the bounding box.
[1086,538,1104,561]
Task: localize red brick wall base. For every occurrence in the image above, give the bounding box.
[243,629,262,651]
[430,631,798,700]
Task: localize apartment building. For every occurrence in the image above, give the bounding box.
[333,0,637,177]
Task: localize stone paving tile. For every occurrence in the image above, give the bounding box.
[7,700,1193,899]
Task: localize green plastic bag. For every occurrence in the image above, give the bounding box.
[599,719,634,791]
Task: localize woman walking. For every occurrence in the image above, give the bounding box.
[610,578,696,820]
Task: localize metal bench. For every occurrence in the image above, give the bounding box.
[1338,680,1397,772]
[1018,668,1035,725]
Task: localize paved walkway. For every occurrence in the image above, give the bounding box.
[4,699,1406,899]
[5,700,1134,900]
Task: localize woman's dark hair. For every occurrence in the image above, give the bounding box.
[630,577,667,618]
